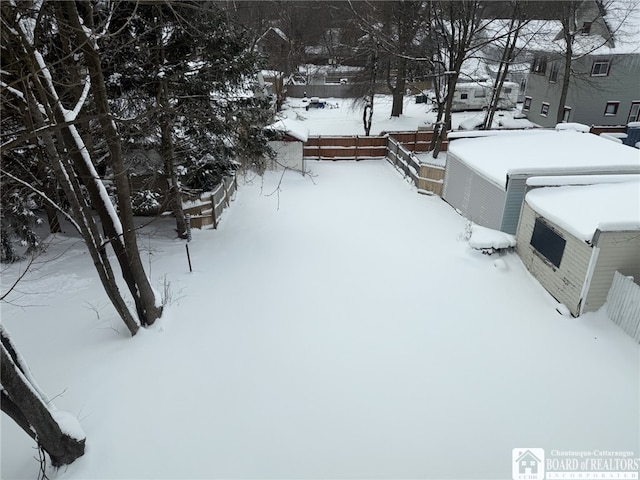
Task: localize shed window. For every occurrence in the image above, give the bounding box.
[531,218,566,268]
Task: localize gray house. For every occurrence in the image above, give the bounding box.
[515,179,640,316]
[523,0,640,127]
[442,129,640,234]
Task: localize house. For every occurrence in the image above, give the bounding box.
[442,128,640,234]
[265,118,309,174]
[516,449,541,475]
[522,0,640,127]
[515,177,640,316]
[256,27,293,75]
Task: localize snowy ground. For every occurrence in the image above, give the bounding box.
[280,94,529,136]
[1,97,638,479]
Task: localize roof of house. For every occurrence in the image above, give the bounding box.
[525,179,640,241]
[448,129,640,189]
[525,0,640,56]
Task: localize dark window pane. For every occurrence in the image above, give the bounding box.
[531,218,566,268]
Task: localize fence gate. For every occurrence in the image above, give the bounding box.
[605,271,640,343]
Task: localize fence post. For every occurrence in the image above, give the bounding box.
[210,193,218,230]
[355,135,359,161]
[317,135,321,160]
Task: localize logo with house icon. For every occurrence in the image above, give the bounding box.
[512,448,545,480]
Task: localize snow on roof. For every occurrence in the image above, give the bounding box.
[526,173,640,187]
[525,180,640,241]
[526,1,640,56]
[448,130,640,189]
[266,118,309,142]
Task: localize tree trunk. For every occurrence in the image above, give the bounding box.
[64,1,162,326]
[1,327,86,467]
[18,46,140,335]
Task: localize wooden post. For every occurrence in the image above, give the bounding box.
[185,244,192,272]
[414,130,418,152]
[317,135,321,160]
[355,135,359,161]
[210,194,218,230]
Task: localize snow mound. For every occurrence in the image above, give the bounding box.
[555,122,590,133]
[468,224,516,254]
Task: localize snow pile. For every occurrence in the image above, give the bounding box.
[555,122,590,133]
[467,223,516,253]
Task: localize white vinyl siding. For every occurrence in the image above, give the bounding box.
[583,231,640,313]
[442,153,506,231]
[516,202,594,316]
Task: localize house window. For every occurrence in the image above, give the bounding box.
[523,96,532,111]
[504,87,512,94]
[531,56,547,75]
[591,59,611,76]
[540,102,550,117]
[531,218,566,268]
[549,62,559,82]
[520,77,527,92]
[581,22,592,34]
[562,106,572,122]
[604,101,619,116]
[628,102,640,123]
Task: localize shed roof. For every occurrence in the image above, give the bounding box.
[448,130,640,189]
[266,118,309,142]
[525,180,640,242]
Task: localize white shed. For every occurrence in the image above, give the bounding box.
[442,129,640,234]
[266,118,309,174]
[515,179,640,316]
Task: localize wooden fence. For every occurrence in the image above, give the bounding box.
[385,137,445,195]
[303,135,388,160]
[182,175,237,229]
[382,130,448,153]
[605,271,640,343]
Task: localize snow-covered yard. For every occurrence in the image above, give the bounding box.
[1,97,638,479]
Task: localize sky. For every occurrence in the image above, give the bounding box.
[1,95,639,480]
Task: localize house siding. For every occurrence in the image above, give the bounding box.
[516,202,594,315]
[442,153,506,230]
[583,230,640,313]
[525,53,640,128]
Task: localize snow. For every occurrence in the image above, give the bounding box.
[468,224,517,251]
[280,95,527,136]
[50,411,86,442]
[448,130,640,188]
[525,180,640,241]
[2,96,639,479]
[526,173,640,187]
[266,117,309,142]
[555,122,591,133]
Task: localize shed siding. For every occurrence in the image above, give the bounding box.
[516,202,594,315]
[501,176,529,235]
[443,153,506,230]
[583,231,640,313]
